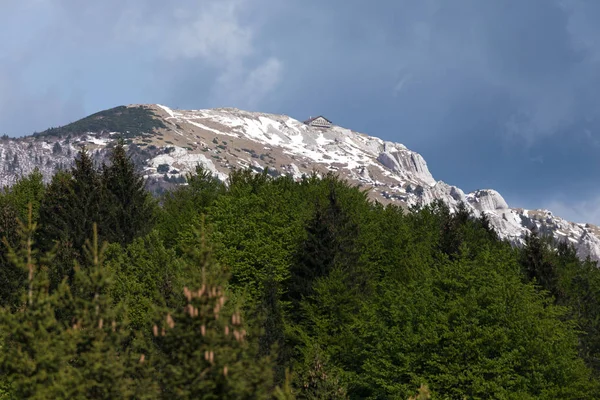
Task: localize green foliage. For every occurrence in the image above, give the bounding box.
[35,106,166,138]
[1,169,46,224]
[519,233,600,376]
[286,183,364,323]
[102,140,156,246]
[0,213,153,399]
[0,199,23,308]
[37,147,104,255]
[37,144,157,289]
[158,165,225,248]
[292,343,348,399]
[1,166,600,398]
[106,231,183,331]
[152,231,275,398]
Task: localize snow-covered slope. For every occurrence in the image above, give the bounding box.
[3,104,600,261]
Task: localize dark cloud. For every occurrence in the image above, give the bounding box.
[2,0,600,221]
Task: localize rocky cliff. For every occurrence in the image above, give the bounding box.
[3,104,600,261]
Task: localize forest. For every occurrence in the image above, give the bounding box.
[0,142,599,399]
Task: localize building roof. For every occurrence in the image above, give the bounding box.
[303,115,332,125]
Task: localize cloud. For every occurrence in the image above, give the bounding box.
[1,0,600,149]
[113,0,283,110]
[167,1,254,62]
[545,196,600,225]
[0,0,283,135]
[350,0,600,144]
[212,58,283,109]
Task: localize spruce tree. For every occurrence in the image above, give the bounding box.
[520,230,560,298]
[257,272,287,385]
[0,214,155,399]
[102,140,155,246]
[63,225,156,399]
[0,199,23,307]
[71,147,104,248]
[38,147,103,258]
[36,171,79,290]
[159,165,224,248]
[37,171,74,247]
[153,230,274,398]
[0,206,74,398]
[286,183,361,322]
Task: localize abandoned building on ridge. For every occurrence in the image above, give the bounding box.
[303,115,333,129]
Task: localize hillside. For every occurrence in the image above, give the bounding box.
[3,103,600,260]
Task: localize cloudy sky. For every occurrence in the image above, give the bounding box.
[2,0,600,223]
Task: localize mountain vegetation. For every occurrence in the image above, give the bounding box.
[33,106,166,138]
[0,146,599,398]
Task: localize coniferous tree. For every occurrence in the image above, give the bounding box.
[38,147,103,256]
[0,206,74,397]
[102,140,155,246]
[0,215,155,399]
[293,343,347,400]
[438,201,471,259]
[286,182,362,322]
[2,165,599,398]
[70,147,104,247]
[257,272,287,385]
[37,170,74,251]
[0,199,22,308]
[520,230,560,298]
[63,225,156,399]
[478,211,498,241]
[36,170,80,291]
[153,230,274,398]
[37,148,106,291]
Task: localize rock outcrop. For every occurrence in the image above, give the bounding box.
[2,104,599,262]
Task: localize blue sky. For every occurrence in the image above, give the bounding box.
[2,0,600,223]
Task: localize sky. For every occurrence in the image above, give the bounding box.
[2,0,600,223]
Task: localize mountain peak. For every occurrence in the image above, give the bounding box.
[3,103,600,261]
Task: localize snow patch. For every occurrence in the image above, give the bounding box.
[157,104,175,119]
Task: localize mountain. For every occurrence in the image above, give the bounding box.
[3,104,600,261]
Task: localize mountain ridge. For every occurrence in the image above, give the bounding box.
[3,103,600,261]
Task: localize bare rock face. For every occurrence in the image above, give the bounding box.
[467,190,510,211]
[3,103,600,262]
[377,149,435,186]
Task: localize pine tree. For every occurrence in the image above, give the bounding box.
[102,140,155,246]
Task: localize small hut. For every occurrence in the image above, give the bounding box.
[303,116,333,129]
